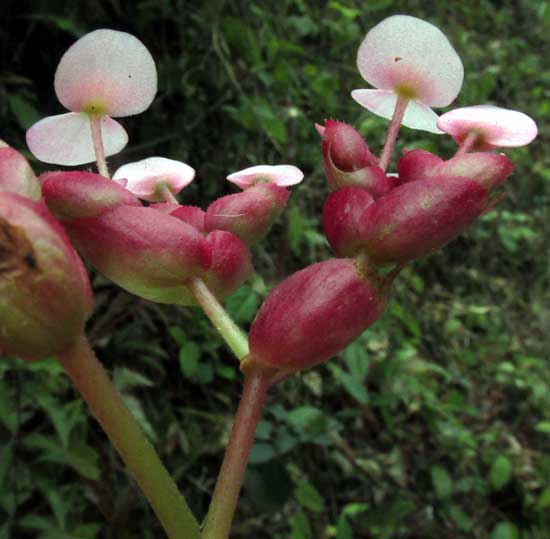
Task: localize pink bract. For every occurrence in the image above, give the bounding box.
[54,29,157,117]
[113,157,195,201]
[437,105,538,150]
[352,15,463,132]
[227,165,304,189]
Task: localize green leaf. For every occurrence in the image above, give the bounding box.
[179,342,200,379]
[431,465,453,498]
[448,505,472,531]
[290,511,311,539]
[295,480,324,512]
[225,285,259,324]
[287,406,326,438]
[249,443,276,464]
[336,514,353,539]
[491,521,519,539]
[113,368,154,390]
[534,421,550,433]
[490,455,512,490]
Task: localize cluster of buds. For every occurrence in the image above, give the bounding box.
[243,15,537,375]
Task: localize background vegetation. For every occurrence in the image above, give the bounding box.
[1,1,548,538]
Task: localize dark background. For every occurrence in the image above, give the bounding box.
[0,1,548,538]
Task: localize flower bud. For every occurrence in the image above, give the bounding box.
[205,183,290,244]
[246,258,389,372]
[41,171,141,221]
[359,176,488,263]
[397,149,513,190]
[321,120,395,197]
[0,193,92,360]
[201,230,253,298]
[65,206,206,305]
[322,186,374,257]
[0,145,42,200]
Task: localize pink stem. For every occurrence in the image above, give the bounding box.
[379,96,409,173]
[89,115,109,178]
[160,184,179,204]
[202,368,273,539]
[454,131,479,157]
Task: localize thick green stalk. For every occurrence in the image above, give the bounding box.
[58,335,201,539]
[187,277,249,360]
[202,368,272,539]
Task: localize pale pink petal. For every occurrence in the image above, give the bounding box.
[357,15,463,107]
[55,29,157,117]
[227,165,304,189]
[113,157,195,201]
[351,89,443,134]
[437,105,538,149]
[26,112,128,166]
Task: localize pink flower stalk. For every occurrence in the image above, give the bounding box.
[245,258,390,372]
[41,171,252,304]
[227,165,303,190]
[437,105,538,152]
[26,30,157,169]
[204,164,302,244]
[320,120,397,197]
[0,192,92,360]
[113,157,195,202]
[352,15,463,134]
[0,144,42,200]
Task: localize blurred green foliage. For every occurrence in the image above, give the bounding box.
[0,1,549,538]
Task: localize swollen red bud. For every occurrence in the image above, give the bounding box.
[202,230,253,298]
[0,145,41,200]
[360,176,488,263]
[397,150,513,190]
[321,120,394,197]
[170,205,207,233]
[41,171,141,221]
[322,187,374,256]
[246,258,389,372]
[66,206,206,305]
[205,183,290,244]
[0,193,92,360]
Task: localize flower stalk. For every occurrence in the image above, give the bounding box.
[89,115,109,178]
[187,276,250,360]
[379,95,409,172]
[57,335,201,539]
[202,367,273,539]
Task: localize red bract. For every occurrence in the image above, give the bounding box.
[246,258,389,372]
[322,187,374,257]
[358,176,488,263]
[397,149,513,190]
[321,120,396,197]
[41,171,141,220]
[169,205,207,233]
[0,145,42,200]
[205,183,290,244]
[0,193,92,360]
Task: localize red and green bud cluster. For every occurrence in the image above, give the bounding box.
[321,121,514,264]
[41,171,258,304]
[0,148,92,360]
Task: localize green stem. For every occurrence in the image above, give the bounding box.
[202,368,273,539]
[89,115,110,178]
[187,277,249,361]
[57,335,201,539]
[160,184,179,204]
[379,95,409,173]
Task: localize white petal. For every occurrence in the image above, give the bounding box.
[113,157,195,201]
[357,15,463,107]
[227,164,304,189]
[437,105,538,148]
[351,89,443,134]
[26,112,128,166]
[54,29,157,117]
